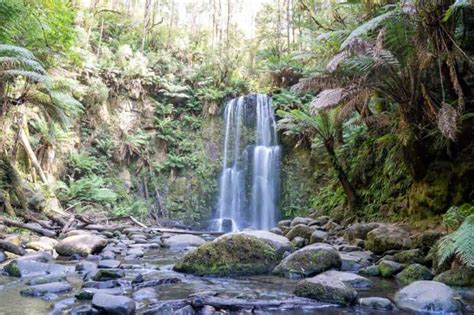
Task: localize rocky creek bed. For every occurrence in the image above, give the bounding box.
[0,215,473,314]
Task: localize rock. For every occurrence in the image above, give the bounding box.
[229,230,294,255]
[273,243,341,278]
[359,265,380,277]
[76,287,123,300]
[358,297,394,310]
[378,260,404,278]
[393,249,425,264]
[55,235,108,256]
[339,251,373,272]
[270,227,282,235]
[366,224,411,254]
[396,263,433,285]
[174,305,195,315]
[285,224,314,241]
[20,282,72,297]
[127,248,144,257]
[92,293,136,315]
[344,223,380,241]
[318,270,372,288]
[174,233,279,276]
[294,273,358,305]
[0,250,6,263]
[98,259,121,269]
[394,281,463,313]
[162,234,206,249]
[290,217,312,226]
[64,230,92,237]
[100,251,116,260]
[339,245,363,252]
[82,280,119,289]
[291,237,306,249]
[132,287,158,301]
[26,274,66,285]
[321,220,342,233]
[4,259,67,277]
[310,216,331,226]
[51,298,75,314]
[92,269,125,281]
[277,219,291,229]
[413,230,444,250]
[69,304,100,315]
[309,230,328,244]
[434,267,474,287]
[25,237,58,252]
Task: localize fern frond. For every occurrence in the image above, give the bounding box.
[436,214,474,268]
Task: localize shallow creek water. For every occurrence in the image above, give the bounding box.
[0,248,473,314]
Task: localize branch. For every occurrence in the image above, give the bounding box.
[299,0,335,31]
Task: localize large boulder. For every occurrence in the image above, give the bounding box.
[285,224,314,241]
[25,237,58,252]
[173,234,279,276]
[378,260,404,278]
[273,243,341,278]
[309,230,328,244]
[396,264,433,285]
[318,270,372,288]
[55,235,108,256]
[433,267,474,287]
[358,297,394,310]
[290,217,312,226]
[294,273,358,305]
[344,223,380,241]
[92,293,136,315]
[234,230,294,255]
[339,251,373,272]
[4,259,67,278]
[20,282,72,297]
[394,281,463,313]
[366,224,411,254]
[162,234,206,249]
[392,249,426,264]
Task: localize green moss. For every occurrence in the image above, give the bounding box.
[173,235,277,276]
[4,261,21,277]
[378,260,403,278]
[396,264,433,285]
[294,279,357,306]
[434,267,474,287]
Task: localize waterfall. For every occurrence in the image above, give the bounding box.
[213,94,280,232]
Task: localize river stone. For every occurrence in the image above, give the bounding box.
[309,230,328,244]
[76,287,123,300]
[26,237,58,252]
[127,248,144,257]
[359,265,380,277]
[394,281,463,313]
[413,230,444,250]
[358,297,394,310]
[162,234,206,249]
[393,249,425,264]
[174,305,195,315]
[173,234,278,276]
[378,260,404,278]
[100,251,116,260]
[69,304,100,315]
[98,259,121,269]
[319,270,372,288]
[294,273,358,305]
[55,235,108,256]
[132,287,158,301]
[270,227,283,235]
[291,237,307,249]
[310,216,331,226]
[396,263,433,285]
[273,243,341,278]
[339,251,373,272]
[434,267,474,287]
[51,297,76,314]
[277,219,291,229]
[20,282,72,297]
[92,293,136,315]
[64,229,92,237]
[290,217,312,226]
[26,274,66,285]
[227,230,294,255]
[4,259,67,277]
[366,224,411,254]
[92,269,125,281]
[344,223,380,241]
[285,224,314,241]
[0,250,6,263]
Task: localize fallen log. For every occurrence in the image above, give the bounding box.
[46,213,67,227]
[0,217,57,238]
[0,240,26,256]
[128,215,147,228]
[132,277,181,289]
[153,227,224,236]
[61,215,75,234]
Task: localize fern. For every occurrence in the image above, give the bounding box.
[436,214,474,268]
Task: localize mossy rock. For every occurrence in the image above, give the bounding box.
[359,265,380,277]
[285,224,314,241]
[173,234,278,276]
[396,264,433,285]
[393,249,426,265]
[378,260,403,278]
[434,267,474,287]
[365,224,411,254]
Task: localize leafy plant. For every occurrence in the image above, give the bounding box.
[443,204,474,231]
[56,175,117,205]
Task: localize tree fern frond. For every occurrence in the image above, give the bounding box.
[436,214,474,268]
[443,0,472,22]
[0,56,46,73]
[0,44,35,59]
[0,69,50,85]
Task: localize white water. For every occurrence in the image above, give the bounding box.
[214,94,280,231]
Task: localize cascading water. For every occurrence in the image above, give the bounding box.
[213,94,280,232]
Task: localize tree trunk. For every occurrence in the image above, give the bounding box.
[324,140,358,209]
[19,127,48,184]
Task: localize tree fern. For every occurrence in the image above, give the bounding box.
[436,214,474,268]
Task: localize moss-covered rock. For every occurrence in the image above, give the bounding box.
[273,243,341,278]
[285,224,314,241]
[366,224,411,254]
[378,260,404,278]
[344,223,380,242]
[173,234,278,276]
[396,264,433,285]
[359,265,380,277]
[393,249,426,265]
[433,267,474,287]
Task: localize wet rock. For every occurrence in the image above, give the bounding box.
[69,304,100,315]
[132,287,158,301]
[290,217,312,226]
[339,245,363,252]
[51,297,75,315]
[4,259,67,277]
[25,237,58,252]
[309,230,328,244]
[394,281,463,313]
[366,224,411,254]
[132,278,181,289]
[321,220,342,233]
[359,265,380,277]
[82,280,119,289]
[229,230,294,255]
[64,229,92,237]
[358,297,394,310]
[294,273,358,305]
[98,259,121,269]
[55,235,108,256]
[277,219,291,229]
[310,216,331,226]
[396,263,433,285]
[273,243,341,278]
[344,223,380,241]
[26,274,66,285]
[393,249,425,264]
[20,282,72,297]
[92,269,125,281]
[76,261,98,278]
[174,305,195,315]
[413,230,444,251]
[378,260,404,278]
[86,255,101,261]
[291,237,306,249]
[285,224,314,241]
[319,270,372,288]
[162,234,206,249]
[434,267,474,287]
[127,248,144,257]
[270,227,282,235]
[198,305,216,315]
[92,293,136,315]
[76,287,123,300]
[173,234,279,276]
[0,250,6,263]
[339,251,373,272]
